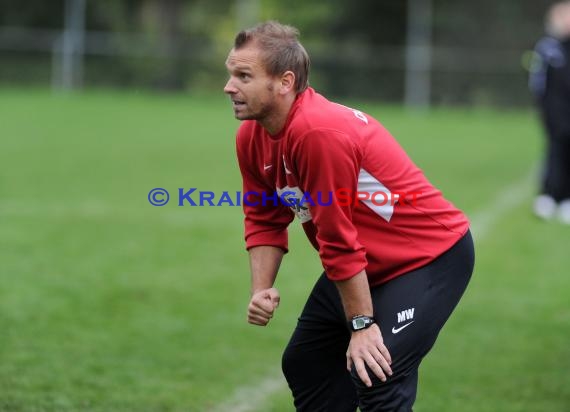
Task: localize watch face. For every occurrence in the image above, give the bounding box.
[354,318,366,329]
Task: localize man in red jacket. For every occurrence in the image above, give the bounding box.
[224,21,474,412]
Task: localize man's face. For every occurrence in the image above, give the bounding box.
[224,44,280,121]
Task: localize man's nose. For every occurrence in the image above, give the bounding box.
[224,78,237,94]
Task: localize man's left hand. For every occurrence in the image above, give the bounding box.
[346,323,392,387]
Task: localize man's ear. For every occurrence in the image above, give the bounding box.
[279,71,296,95]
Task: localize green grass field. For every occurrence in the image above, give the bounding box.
[1,89,569,412]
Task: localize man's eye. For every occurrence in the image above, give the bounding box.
[240,73,250,80]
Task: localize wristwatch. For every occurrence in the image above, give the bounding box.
[348,315,376,332]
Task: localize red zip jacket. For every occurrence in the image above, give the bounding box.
[236,88,469,287]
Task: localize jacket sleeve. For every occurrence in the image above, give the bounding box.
[236,132,294,252]
[291,128,368,280]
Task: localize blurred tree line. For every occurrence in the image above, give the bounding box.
[0,0,558,105]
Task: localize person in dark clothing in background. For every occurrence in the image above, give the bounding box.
[529,1,570,224]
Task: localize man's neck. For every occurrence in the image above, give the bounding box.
[260,93,297,136]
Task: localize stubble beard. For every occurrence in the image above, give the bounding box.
[238,82,277,122]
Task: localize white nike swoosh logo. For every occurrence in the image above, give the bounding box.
[392,321,414,334]
[264,165,272,170]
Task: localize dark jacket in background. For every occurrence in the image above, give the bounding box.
[530,37,570,141]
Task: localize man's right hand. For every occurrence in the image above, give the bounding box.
[247,288,280,326]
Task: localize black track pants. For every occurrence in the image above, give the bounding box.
[541,137,570,201]
[282,230,475,412]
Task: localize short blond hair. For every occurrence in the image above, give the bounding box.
[546,1,570,38]
[234,21,310,93]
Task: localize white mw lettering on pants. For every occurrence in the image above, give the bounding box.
[397,308,415,323]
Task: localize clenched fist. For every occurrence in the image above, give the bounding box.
[247,288,280,326]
